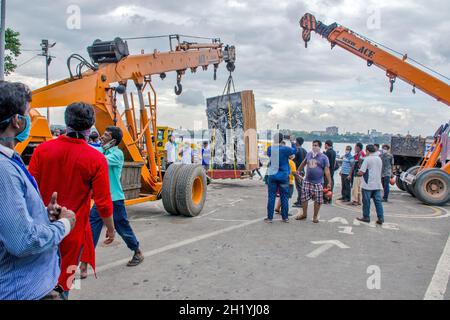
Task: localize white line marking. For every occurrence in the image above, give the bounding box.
[91,217,263,275]
[424,234,450,300]
[228,199,244,206]
[194,198,243,219]
[306,240,350,258]
[207,218,252,222]
[194,208,219,219]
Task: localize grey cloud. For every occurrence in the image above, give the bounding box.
[175,90,205,107]
[4,0,450,134]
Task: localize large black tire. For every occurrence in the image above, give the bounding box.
[175,165,207,217]
[162,164,183,215]
[414,169,450,206]
[404,166,420,197]
[395,175,406,191]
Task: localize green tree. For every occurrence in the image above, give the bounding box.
[4,28,21,75]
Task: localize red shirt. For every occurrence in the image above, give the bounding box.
[29,135,113,291]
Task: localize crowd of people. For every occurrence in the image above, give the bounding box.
[264,132,394,225]
[0,81,143,300]
[163,134,211,169]
[0,80,396,300]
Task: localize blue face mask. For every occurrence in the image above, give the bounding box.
[1,115,31,142]
[16,115,31,142]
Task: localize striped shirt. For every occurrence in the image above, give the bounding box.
[0,144,68,300]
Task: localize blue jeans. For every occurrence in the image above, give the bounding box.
[90,200,139,251]
[381,176,390,201]
[267,175,290,220]
[362,189,384,223]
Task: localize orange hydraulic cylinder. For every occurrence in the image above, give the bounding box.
[136,84,157,178]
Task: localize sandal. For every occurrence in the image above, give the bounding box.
[127,250,144,267]
[295,215,307,221]
[312,219,320,224]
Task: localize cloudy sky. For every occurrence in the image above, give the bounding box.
[4,0,450,135]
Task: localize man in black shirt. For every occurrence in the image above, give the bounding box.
[293,137,308,207]
[324,140,337,204]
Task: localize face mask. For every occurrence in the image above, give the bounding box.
[0,114,31,142]
[345,150,351,155]
[102,139,116,151]
[16,115,31,142]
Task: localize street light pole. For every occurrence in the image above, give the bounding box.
[39,39,55,122]
[0,0,6,81]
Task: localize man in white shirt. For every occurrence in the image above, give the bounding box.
[356,144,384,225]
[180,142,193,164]
[164,134,177,169]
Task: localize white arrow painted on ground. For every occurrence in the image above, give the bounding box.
[307,240,350,258]
[329,217,349,225]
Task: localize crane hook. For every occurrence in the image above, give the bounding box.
[174,79,182,95]
[389,78,395,93]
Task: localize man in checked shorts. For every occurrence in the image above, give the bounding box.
[295,140,332,223]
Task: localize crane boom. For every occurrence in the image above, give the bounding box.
[20,37,236,196]
[300,13,450,106]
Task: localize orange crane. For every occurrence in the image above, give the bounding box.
[299,13,450,205]
[17,36,236,216]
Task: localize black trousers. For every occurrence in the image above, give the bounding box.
[294,175,303,204]
[341,174,352,201]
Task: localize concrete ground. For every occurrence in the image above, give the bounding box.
[71,178,450,300]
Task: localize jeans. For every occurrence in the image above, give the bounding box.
[362,189,384,223]
[381,176,390,201]
[90,200,139,252]
[267,175,290,220]
[341,174,352,201]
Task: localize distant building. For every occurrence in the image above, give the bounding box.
[369,129,383,138]
[326,126,339,135]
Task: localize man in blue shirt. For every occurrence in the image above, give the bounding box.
[339,145,355,202]
[0,81,76,300]
[265,133,296,223]
[80,126,143,278]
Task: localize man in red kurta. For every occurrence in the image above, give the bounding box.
[29,102,114,293]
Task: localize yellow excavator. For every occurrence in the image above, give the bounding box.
[17,35,236,216]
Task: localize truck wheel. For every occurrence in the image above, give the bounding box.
[404,166,420,197]
[162,164,183,215]
[175,165,207,217]
[395,176,406,191]
[414,169,450,206]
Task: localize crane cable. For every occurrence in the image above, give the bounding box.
[220,72,237,179]
[350,30,450,82]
